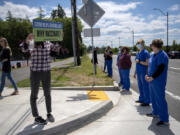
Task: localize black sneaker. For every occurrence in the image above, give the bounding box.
[135,100,143,103]
[47,114,55,123]
[35,116,47,125]
[156,121,169,126]
[141,103,150,107]
[146,113,158,118]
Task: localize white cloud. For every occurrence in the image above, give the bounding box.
[64,8,71,17]
[168,4,179,11]
[98,1,142,12]
[0,1,41,20]
[81,1,180,47]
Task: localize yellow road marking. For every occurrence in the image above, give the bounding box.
[87,91,110,101]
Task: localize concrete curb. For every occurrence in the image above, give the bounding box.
[17,100,113,135]
[18,86,119,91]
[51,86,119,91]
[17,84,119,91]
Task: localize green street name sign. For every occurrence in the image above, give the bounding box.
[33,19,63,42]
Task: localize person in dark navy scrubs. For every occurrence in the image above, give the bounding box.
[146,39,169,126]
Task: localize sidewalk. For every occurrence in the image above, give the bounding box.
[0,88,119,135]
[69,89,180,135]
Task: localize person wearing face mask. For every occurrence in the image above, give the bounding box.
[146,39,169,126]
[116,46,123,87]
[134,39,150,106]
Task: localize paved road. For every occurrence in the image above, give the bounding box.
[0,58,73,86]
[97,54,180,122]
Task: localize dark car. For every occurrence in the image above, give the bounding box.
[131,51,137,56]
[168,51,180,59]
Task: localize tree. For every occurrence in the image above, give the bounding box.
[38,7,45,19]
[0,4,85,61]
[51,10,57,19]
[0,15,32,60]
[51,4,66,19]
[6,10,13,21]
[112,47,119,54]
[132,45,138,51]
[171,40,178,51]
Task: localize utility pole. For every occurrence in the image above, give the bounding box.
[153,8,169,53]
[127,27,134,47]
[167,12,169,53]
[118,37,120,47]
[111,41,113,48]
[132,30,134,46]
[72,0,81,65]
[71,0,77,66]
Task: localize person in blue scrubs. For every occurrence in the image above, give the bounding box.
[146,39,169,126]
[106,46,113,77]
[134,39,150,106]
[117,46,123,86]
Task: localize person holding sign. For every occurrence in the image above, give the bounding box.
[20,33,61,125]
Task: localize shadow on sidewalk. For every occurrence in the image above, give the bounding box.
[120,90,132,95]
[148,118,175,135]
[136,105,152,115]
[0,94,13,100]
[66,94,101,101]
[17,123,45,135]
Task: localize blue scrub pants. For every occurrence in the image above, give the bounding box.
[107,60,113,77]
[120,69,130,90]
[137,72,150,104]
[0,72,18,93]
[149,81,169,122]
[118,67,123,85]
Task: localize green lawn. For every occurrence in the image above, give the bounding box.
[15,55,113,87]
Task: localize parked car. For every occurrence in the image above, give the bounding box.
[131,51,137,56]
[168,51,180,59]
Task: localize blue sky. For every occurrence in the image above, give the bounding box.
[0,0,180,47]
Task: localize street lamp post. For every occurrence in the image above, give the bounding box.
[127,27,134,47]
[154,8,169,53]
[132,30,134,46]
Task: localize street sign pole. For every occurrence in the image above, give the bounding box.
[91,27,96,82]
[90,0,96,85]
[78,0,105,85]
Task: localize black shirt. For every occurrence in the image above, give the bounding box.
[93,50,98,64]
[0,48,11,73]
[106,50,113,60]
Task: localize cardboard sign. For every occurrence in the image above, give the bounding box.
[33,19,63,42]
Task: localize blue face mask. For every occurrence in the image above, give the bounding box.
[137,44,142,50]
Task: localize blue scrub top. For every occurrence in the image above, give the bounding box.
[148,50,169,86]
[136,49,150,74]
[117,52,121,64]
